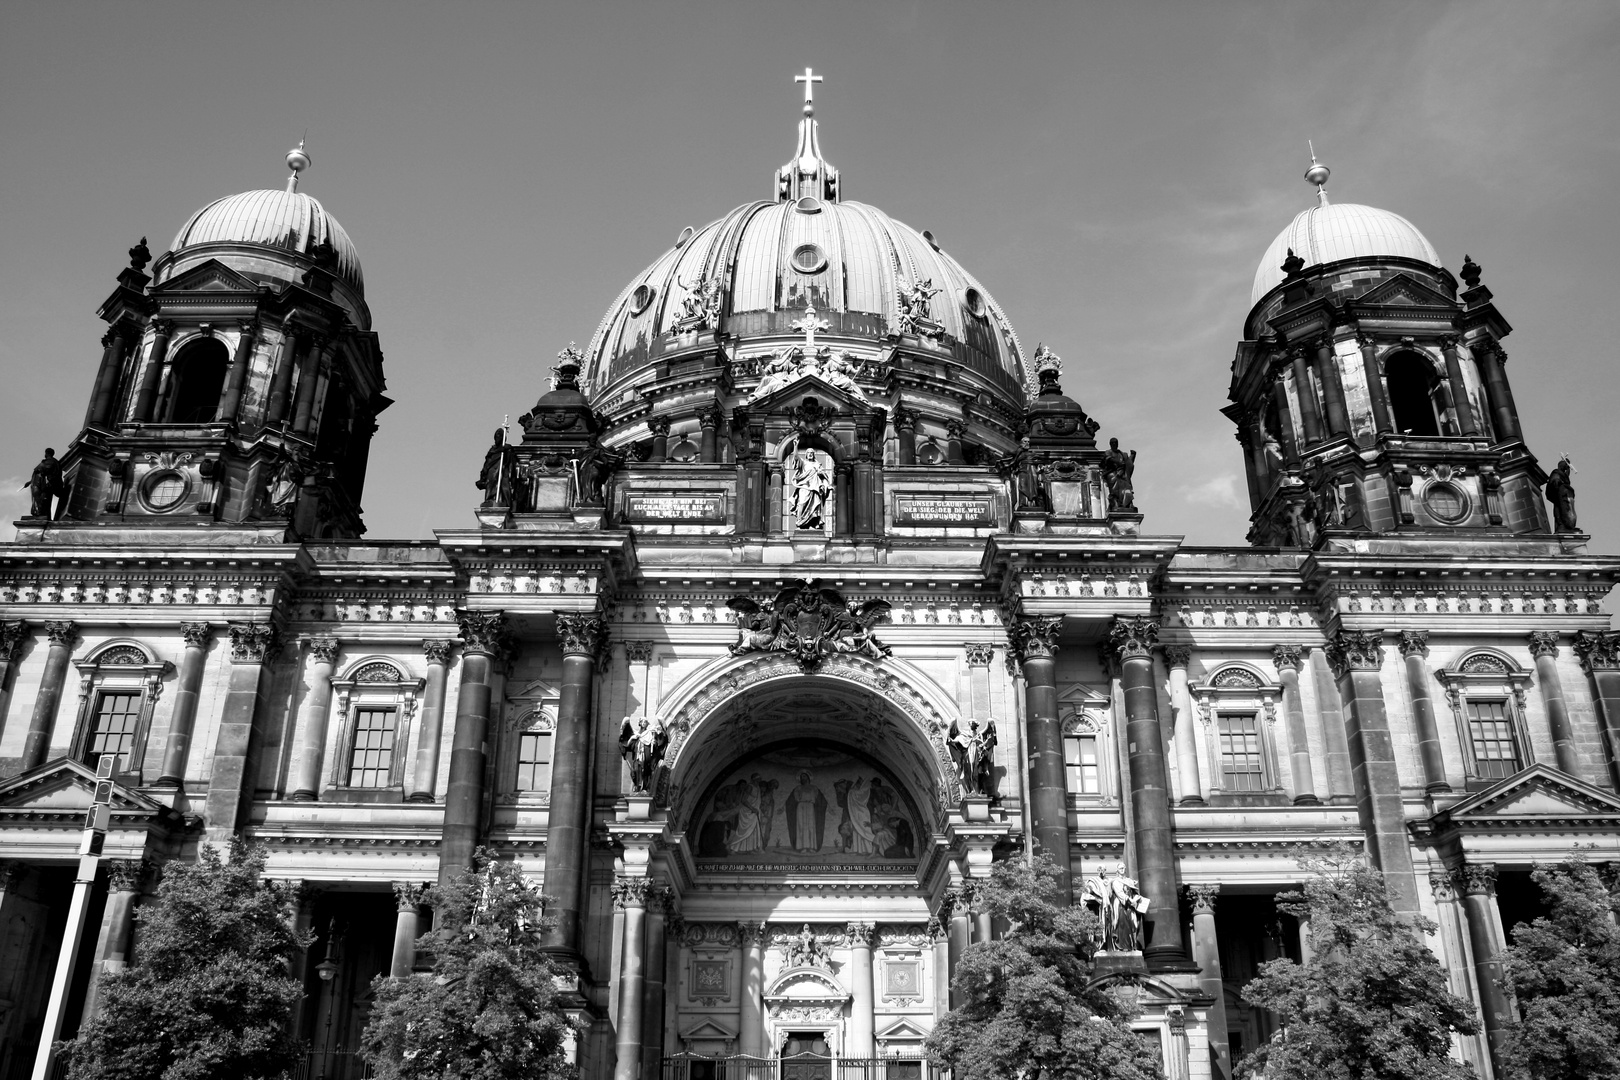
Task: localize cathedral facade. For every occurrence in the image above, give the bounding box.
[0,83,1617,1080]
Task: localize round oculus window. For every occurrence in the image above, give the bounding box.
[631,284,656,315]
[922,229,941,251]
[790,244,828,274]
[141,470,189,512]
[675,226,695,249]
[963,287,987,319]
[794,196,822,214]
[1423,482,1470,524]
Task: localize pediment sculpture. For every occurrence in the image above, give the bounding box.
[726,579,891,671]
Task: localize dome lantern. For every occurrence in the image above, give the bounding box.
[776,66,840,205]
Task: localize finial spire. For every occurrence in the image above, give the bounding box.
[776,67,839,203]
[286,138,311,193]
[795,67,823,116]
[1304,141,1331,206]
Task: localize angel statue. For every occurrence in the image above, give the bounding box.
[617,715,669,794]
[751,347,805,401]
[726,595,781,655]
[898,278,942,335]
[947,718,998,797]
[831,596,894,660]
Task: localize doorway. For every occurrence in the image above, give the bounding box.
[780,1032,831,1080]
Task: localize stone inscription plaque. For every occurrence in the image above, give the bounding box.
[624,492,726,522]
[892,494,994,526]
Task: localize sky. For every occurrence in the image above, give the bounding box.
[2,1,1618,559]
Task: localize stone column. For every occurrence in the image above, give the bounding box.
[893,407,918,466]
[1325,630,1421,915]
[216,321,258,424]
[944,419,966,465]
[1575,631,1620,789]
[1315,334,1351,439]
[291,335,326,435]
[390,881,429,978]
[1186,885,1231,1080]
[1270,380,1302,463]
[943,890,970,1009]
[439,611,511,887]
[1272,646,1321,806]
[22,621,78,770]
[1290,349,1325,447]
[1528,632,1581,776]
[287,636,341,801]
[1472,338,1521,442]
[612,877,650,1080]
[738,921,766,1058]
[928,917,949,1019]
[1164,647,1204,806]
[0,621,29,742]
[84,858,146,1016]
[130,320,173,423]
[641,888,675,1078]
[86,326,131,428]
[1458,865,1514,1076]
[648,417,670,463]
[541,613,605,958]
[1008,615,1070,893]
[834,464,853,536]
[847,921,876,1058]
[1439,336,1479,437]
[1109,617,1190,968]
[203,623,281,840]
[1396,632,1449,793]
[698,406,721,464]
[155,622,213,786]
[1429,872,1491,1078]
[851,459,881,537]
[1308,647,1356,802]
[408,640,455,801]
[263,328,304,426]
[1356,331,1393,436]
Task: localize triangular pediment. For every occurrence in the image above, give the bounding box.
[876,1018,930,1041]
[748,374,869,414]
[1439,764,1620,822]
[152,258,262,295]
[678,1018,737,1041]
[0,758,167,815]
[1350,273,1456,310]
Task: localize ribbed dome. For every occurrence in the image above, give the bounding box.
[583,198,1028,398]
[1252,202,1440,304]
[165,189,364,291]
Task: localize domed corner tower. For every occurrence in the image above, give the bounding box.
[478,79,1122,545]
[20,144,390,545]
[1223,154,1555,552]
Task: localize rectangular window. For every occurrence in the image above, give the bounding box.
[347,706,397,788]
[1064,734,1101,794]
[516,731,552,792]
[1218,714,1266,791]
[86,690,141,772]
[1467,699,1519,779]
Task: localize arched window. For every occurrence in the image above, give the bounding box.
[164,338,230,423]
[1383,351,1442,437]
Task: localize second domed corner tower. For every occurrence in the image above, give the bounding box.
[1226,157,1553,552]
[23,145,389,545]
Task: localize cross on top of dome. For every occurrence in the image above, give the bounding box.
[795,67,823,116]
[777,66,840,204]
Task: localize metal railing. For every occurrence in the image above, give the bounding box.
[291,1048,376,1080]
[662,1056,942,1080]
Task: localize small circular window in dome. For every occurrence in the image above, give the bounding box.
[963,287,987,319]
[141,470,190,513]
[794,196,822,214]
[923,230,941,251]
[631,284,656,315]
[791,244,827,274]
[675,226,695,249]
[1423,483,1470,524]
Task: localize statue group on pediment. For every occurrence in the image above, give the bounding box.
[749,346,867,402]
[1079,863,1150,953]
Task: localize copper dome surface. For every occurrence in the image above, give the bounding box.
[1252,201,1440,305]
[164,189,364,291]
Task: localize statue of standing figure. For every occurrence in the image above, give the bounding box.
[1546,455,1578,532]
[617,715,668,794]
[1100,438,1138,512]
[1080,863,1150,953]
[24,449,66,520]
[947,718,998,797]
[476,428,506,507]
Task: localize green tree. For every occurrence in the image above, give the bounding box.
[1237,844,1478,1080]
[1498,853,1620,1080]
[923,854,1164,1080]
[57,837,310,1080]
[360,850,576,1080]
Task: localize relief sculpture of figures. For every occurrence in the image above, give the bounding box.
[1079,863,1150,953]
[1546,454,1578,532]
[618,715,668,794]
[786,924,832,969]
[23,448,67,520]
[947,718,997,797]
[725,579,891,670]
[897,277,942,336]
[1100,437,1138,511]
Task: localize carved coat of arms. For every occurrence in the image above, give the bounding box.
[725,579,891,671]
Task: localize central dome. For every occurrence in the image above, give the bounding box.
[583,108,1028,403]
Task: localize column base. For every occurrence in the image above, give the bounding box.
[405,792,436,804]
[1177,796,1207,807]
[1425,781,1454,795]
[288,790,317,802]
[1144,945,1200,974]
[1292,794,1323,807]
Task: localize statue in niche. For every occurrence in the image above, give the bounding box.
[1080,863,1150,953]
[24,449,66,519]
[571,445,623,508]
[786,924,833,968]
[998,437,1047,512]
[1546,455,1578,532]
[476,428,506,507]
[787,448,833,530]
[1100,437,1138,511]
[266,457,303,518]
[947,719,998,798]
[617,715,668,794]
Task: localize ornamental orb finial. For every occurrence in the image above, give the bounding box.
[286,139,311,192]
[1304,140,1330,202]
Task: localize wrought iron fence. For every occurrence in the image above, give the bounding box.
[291,1048,376,1080]
[662,1056,942,1080]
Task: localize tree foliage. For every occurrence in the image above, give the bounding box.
[923,854,1164,1080]
[1237,844,1478,1080]
[360,850,576,1080]
[57,837,310,1080]
[1499,852,1620,1080]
